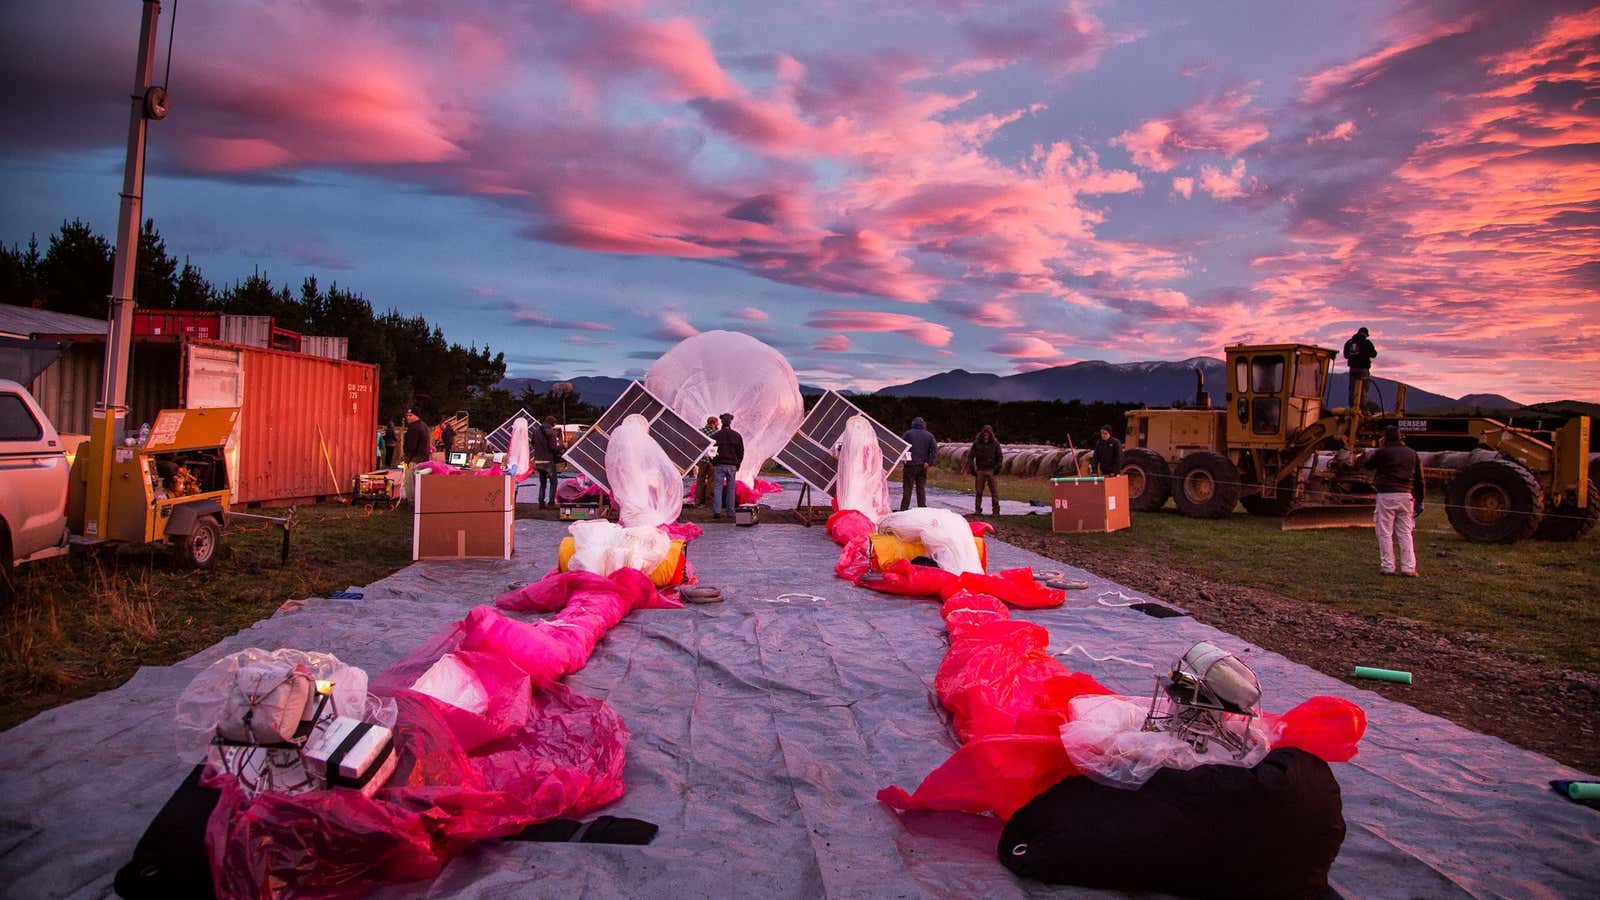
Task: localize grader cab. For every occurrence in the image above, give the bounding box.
[1119,343,1594,543]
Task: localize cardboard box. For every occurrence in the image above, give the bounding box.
[413,472,514,559]
[1051,475,1131,533]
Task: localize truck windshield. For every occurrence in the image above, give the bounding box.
[1293,352,1323,398]
[1250,355,1284,393]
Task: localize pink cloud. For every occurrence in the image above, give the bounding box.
[1171,176,1195,199]
[509,303,615,332]
[729,306,770,322]
[806,310,953,347]
[1197,160,1256,199]
[1307,120,1356,143]
[651,311,700,341]
[1112,88,1269,171]
[988,335,1057,358]
[814,334,850,352]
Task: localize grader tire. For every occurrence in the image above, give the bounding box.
[1446,459,1543,543]
[1533,483,1599,541]
[1120,448,1172,512]
[1240,483,1294,517]
[1173,451,1241,518]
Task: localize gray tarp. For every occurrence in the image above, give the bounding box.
[1,520,1596,899]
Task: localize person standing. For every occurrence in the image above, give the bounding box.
[711,413,744,520]
[969,425,1004,516]
[1362,425,1424,577]
[694,416,719,507]
[440,420,457,460]
[1343,327,1377,409]
[1090,425,1122,476]
[383,420,400,467]
[530,415,561,509]
[899,417,938,510]
[402,409,432,501]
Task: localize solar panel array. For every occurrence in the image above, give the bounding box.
[774,391,910,494]
[562,382,714,493]
[484,408,539,454]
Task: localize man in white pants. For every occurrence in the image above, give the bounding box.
[1361,426,1424,576]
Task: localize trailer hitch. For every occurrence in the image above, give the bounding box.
[225,507,298,562]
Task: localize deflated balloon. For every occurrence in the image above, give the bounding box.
[605,414,684,529]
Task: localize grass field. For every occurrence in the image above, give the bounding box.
[0,503,416,730]
[978,475,1599,673]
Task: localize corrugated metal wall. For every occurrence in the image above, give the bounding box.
[219,315,272,348]
[29,343,179,434]
[199,341,378,505]
[300,335,349,360]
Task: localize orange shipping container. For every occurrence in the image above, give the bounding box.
[182,340,378,505]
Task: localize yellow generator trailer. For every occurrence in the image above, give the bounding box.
[1119,343,1593,543]
[68,406,238,567]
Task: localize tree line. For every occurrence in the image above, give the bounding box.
[840,395,1139,447]
[0,218,531,425]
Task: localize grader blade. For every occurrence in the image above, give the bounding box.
[1282,503,1375,531]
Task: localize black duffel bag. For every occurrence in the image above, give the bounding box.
[999,747,1345,899]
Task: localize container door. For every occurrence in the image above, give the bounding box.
[183,344,244,497]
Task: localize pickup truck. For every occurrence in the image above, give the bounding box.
[0,380,70,591]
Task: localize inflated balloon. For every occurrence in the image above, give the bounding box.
[645,330,804,488]
[507,418,530,480]
[836,415,890,522]
[604,414,684,528]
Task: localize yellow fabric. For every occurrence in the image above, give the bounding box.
[869,534,986,569]
[557,536,686,587]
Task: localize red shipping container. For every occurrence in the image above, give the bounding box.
[182,340,378,505]
[134,310,221,340]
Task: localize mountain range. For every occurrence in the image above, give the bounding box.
[499,358,1562,414]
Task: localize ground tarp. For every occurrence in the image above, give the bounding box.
[1,519,1596,898]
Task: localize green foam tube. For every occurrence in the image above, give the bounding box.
[1570,782,1600,801]
[1353,665,1412,684]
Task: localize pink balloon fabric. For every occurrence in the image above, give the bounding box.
[203,567,674,898]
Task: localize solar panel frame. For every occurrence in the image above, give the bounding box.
[774,391,910,494]
[484,408,539,454]
[561,381,715,493]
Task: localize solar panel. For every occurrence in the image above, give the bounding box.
[561,381,714,493]
[484,408,539,453]
[774,391,910,494]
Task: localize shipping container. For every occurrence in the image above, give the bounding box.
[133,310,221,341]
[219,314,272,348]
[270,326,301,353]
[25,335,377,506]
[182,340,377,505]
[300,335,350,360]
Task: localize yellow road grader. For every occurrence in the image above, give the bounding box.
[1118,343,1594,543]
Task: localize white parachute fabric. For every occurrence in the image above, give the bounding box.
[644,330,804,488]
[835,415,890,523]
[567,519,670,577]
[604,413,684,528]
[507,418,530,478]
[1059,694,1272,789]
[878,508,984,574]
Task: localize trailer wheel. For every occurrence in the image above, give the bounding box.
[1446,459,1543,543]
[1174,451,1241,518]
[1120,449,1172,512]
[1533,483,1599,541]
[175,516,223,569]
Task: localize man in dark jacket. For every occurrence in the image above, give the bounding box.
[402,409,431,502]
[899,417,938,510]
[440,421,457,459]
[529,415,560,508]
[693,416,719,507]
[383,421,400,467]
[1091,426,1122,476]
[969,425,1004,515]
[1343,327,1377,408]
[1361,425,1424,576]
[711,413,745,519]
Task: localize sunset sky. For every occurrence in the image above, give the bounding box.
[1,1,1596,401]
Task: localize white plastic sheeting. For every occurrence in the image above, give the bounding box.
[2,519,1598,899]
[566,519,670,577]
[507,418,530,478]
[1059,694,1271,789]
[172,648,394,765]
[410,653,492,714]
[835,415,891,523]
[645,330,804,488]
[878,508,984,573]
[605,413,684,528]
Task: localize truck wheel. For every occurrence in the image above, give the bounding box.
[1533,483,1599,541]
[1446,459,1543,543]
[0,526,13,603]
[1174,451,1241,518]
[175,516,223,568]
[1120,448,1172,512]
